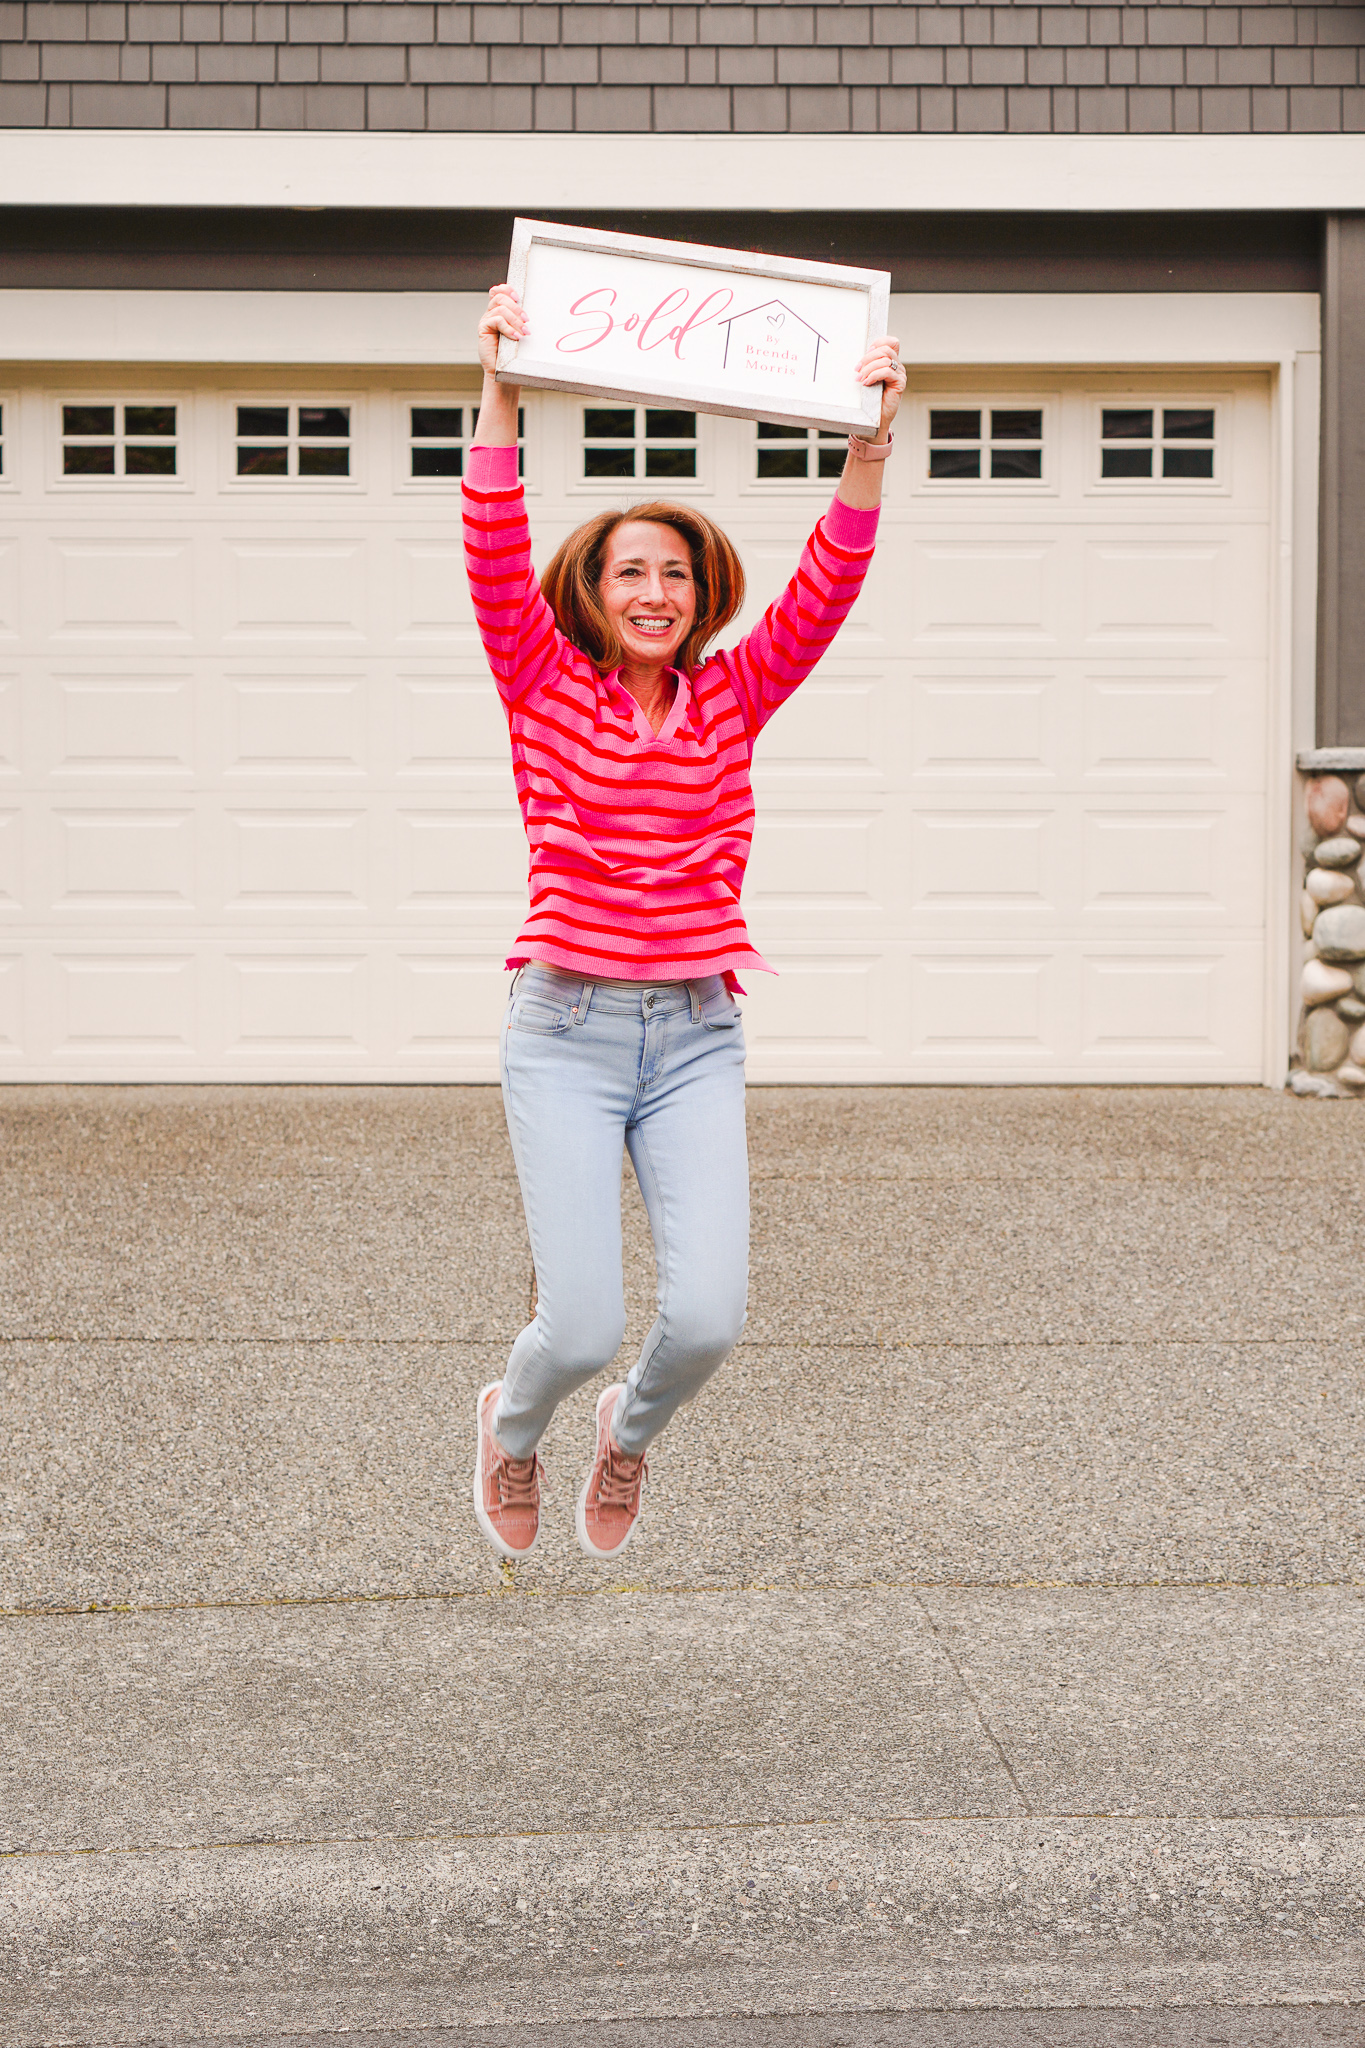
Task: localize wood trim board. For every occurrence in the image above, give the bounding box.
[495,217,891,436]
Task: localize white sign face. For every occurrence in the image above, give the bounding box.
[496,219,891,437]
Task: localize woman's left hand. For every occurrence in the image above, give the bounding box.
[856,336,907,437]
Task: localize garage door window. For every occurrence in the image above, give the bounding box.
[1100,406,1216,481]
[582,407,697,481]
[755,423,848,482]
[927,408,1044,482]
[61,402,177,478]
[406,404,524,483]
[235,404,351,481]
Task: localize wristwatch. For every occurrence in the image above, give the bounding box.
[846,432,894,461]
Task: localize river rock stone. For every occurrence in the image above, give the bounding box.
[1290,1067,1342,1098]
[1356,773,1365,811]
[1307,776,1351,835]
[1337,994,1365,1021]
[1351,1022,1365,1067]
[1314,836,1362,870]
[1301,960,1353,1006]
[1307,867,1355,904]
[1303,1006,1350,1071]
[1336,1063,1365,1090]
[1349,814,1365,840]
[1312,904,1365,961]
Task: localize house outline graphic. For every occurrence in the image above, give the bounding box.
[718,299,828,382]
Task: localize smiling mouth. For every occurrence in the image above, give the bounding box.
[627,617,675,637]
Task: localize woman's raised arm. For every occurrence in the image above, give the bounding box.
[835,335,907,511]
[463,285,563,709]
[472,283,526,448]
[712,337,906,738]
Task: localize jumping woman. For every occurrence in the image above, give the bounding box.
[465,281,905,1564]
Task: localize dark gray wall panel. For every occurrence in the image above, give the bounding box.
[0,205,1324,292]
[1318,214,1365,747]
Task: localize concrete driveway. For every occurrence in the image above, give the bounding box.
[1,1085,1363,2046]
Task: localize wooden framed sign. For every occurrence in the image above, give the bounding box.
[495,218,892,438]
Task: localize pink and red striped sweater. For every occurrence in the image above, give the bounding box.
[462,442,879,983]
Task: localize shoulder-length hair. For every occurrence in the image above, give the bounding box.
[540,501,746,679]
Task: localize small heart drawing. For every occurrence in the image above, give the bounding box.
[767,311,785,329]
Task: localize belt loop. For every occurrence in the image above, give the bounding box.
[510,966,525,997]
[572,980,595,1025]
[688,981,701,1025]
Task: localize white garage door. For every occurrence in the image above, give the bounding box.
[0,367,1270,1083]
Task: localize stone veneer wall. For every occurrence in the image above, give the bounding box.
[1290,766,1365,1097]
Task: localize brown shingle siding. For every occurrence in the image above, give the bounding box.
[0,0,1354,128]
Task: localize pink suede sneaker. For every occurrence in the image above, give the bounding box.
[473,1380,541,1560]
[576,1383,648,1562]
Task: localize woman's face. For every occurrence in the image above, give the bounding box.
[597,520,697,671]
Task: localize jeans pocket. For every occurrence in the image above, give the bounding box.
[509,996,572,1036]
[699,993,741,1031]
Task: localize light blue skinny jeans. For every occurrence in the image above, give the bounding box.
[494,962,750,1460]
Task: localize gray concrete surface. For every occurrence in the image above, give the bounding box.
[109,2018,1365,2048]
[107,2018,1365,2048]
[2,1085,1364,2043]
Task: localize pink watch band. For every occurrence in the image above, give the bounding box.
[847,432,894,461]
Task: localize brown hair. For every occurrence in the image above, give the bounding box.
[540,501,746,678]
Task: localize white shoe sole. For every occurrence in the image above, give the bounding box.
[575,1383,638,1563]
[473,1379,539,1561]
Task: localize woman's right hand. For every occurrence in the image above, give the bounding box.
[478,284,529,378]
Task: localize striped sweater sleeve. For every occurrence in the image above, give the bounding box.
[462,444,565,711]
[714,493,880,741]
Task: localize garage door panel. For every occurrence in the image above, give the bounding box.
[910,808,1062,916]
[909,952,1060,1060]
[751,668,886,786]
[0,541,17,640]
[736,952,893,1074]
[746,805,891,916]
[393,538,481,647]
[225,809,367,911]
[1082,531,1262,651]
[393,954,511,1059]
[52,952,197,1056]
[1081,664,1262,787]
[50,537,194,644]
[1080,944,1262,1068]
[225,953,368,1056]
[911,669,1058,782]
[393,667,513,782]
[0,672,18,775]
[224,669,368,780]
[910,538,1059,647]
[223,539,367,645]
[394,809,529,912]
[0,807,19,909]
[0,953,21,1056]
[50,666,196,780]
[1080,800,1263,924]
[52,806,195,911]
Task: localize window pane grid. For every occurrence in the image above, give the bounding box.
[407,404,525,481]
[61,401,178,479]
[234,403,351,481]
[1101,405,1215,481]
[927,406,1043,483]
[754,422,846,483]
[584,406,697,481]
